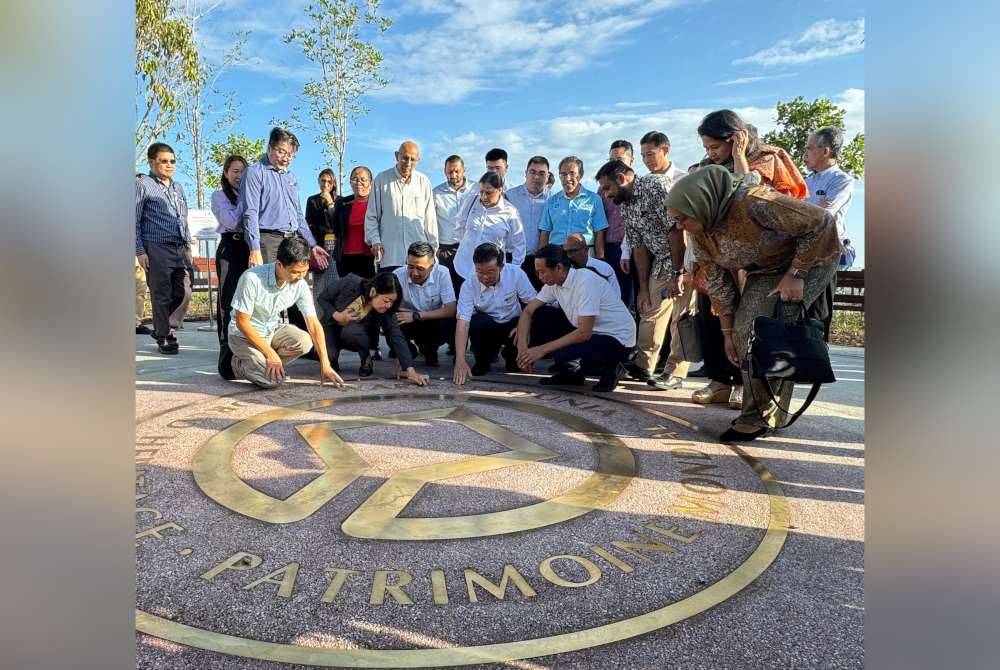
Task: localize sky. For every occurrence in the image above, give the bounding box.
[165,0,865,266]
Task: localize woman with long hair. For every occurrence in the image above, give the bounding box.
[211,154,248,375]
[316,271,429,385]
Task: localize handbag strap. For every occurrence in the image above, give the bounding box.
[746,376,822,429]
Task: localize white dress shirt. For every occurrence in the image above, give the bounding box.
[392,263,457,313]
[364,167,438,267]
[432,179,475,245]
[585,256,621,297]
[505,183,550,253]
[457,263,537,322]
[536,267,636,347]
[805,164,855,239]
[454,199,526,279]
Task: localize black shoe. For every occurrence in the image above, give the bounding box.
[539,370,585,386]
[688,365,707,378]
[424,351,440,367]
[471,360,491,376]
[719,426,771,442]
[593,364,626,392]
[547,362,560,373]
[359,353,374,377]
[136,324,152,335]
[372,348,383,361]
[647,374,683,391]
[624,363,652,382]
[157,338,178,355]
[388,348,397,359]
[218,343,236,380]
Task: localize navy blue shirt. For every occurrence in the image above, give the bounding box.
[135,174,189,255]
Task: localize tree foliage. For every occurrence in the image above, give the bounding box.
[204,134,266,192]
[284,0,392,190]
[135,0,199,163]
[762,96,864,178]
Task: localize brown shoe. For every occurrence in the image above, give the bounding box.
[691,383,731,405]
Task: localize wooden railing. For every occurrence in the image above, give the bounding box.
[834,269,864,312]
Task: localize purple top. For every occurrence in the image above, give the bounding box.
[601,191,625,243]
[211,189,240,233]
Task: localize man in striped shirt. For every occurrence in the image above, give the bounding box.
[135,142,192,355]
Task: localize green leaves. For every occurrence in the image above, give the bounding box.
[761,95,865,178]
[204,134,266,191]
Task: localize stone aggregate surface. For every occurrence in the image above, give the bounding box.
[135,325,863,669]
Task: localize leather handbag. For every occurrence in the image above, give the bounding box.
[675,310,702,362]
[744,300,835,428]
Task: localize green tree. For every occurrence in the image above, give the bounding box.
[135,0,199,164]
[762,96,864,178]
[284,0,392,190]
[204,133,266,192]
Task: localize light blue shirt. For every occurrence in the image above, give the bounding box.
[238,155,317,252]
[539,186,608,246]
[805,164,854,239]
[505,184,550,253]
[393,262,456,312]
[229,263,317,339]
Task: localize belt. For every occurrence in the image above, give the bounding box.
[261,230,298,239]
[438,243,459,249]
[221,232,244,241]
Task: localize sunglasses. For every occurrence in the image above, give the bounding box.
[157,159,177,164]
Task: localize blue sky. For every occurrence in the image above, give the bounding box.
[168,0,865,265]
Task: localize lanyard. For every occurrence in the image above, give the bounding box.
[155,179,181,219]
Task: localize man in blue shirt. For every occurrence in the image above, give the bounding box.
[226,237,343,389]
[135,142,193,355]
[537,156,608,259]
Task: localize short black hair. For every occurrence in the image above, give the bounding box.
[318,168,335,179]
[268,127,300,151]
[445,154,464,165]
[485,148,508,163]
[147,142,174,161]
[639,131,670,148]
[479,171,503,189]
[526,155,549,170]
[534,244,572,270]
[595,159,634,181]
[558,156,584,175]
[609,139,634,156]
[407,241,435,259]
[362,272,403,312]
[472,242,504,266]
[350,165,373,182]
[276,237,311,265]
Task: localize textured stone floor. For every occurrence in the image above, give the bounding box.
[135,324,863,669]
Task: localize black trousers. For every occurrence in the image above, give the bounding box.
[400,318,455,357]
[695,291,742,386]
[469,313,519,366]
[521,254,543,291]
[529,305,574,347]
[603,242,633,309]
[325,320,379,369]
[144,241,192,340]
[810,273,836,343]
[215,233,249,342]
[553,334,629,379]
[337,253,376,279]
[436,244,463,299]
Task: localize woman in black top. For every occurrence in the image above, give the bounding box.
[316,272,429,386]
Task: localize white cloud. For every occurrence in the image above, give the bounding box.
[614,101,660,109]
[715,73,796,86]
[257,94,284,105]
[735,18,864,67]
[836,88,865,139]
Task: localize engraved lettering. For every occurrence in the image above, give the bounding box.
[538,555,602,588]
[464,565,537,603]
[370,571,414,605]
[243,562,300,598]
[321,568,361,603]
[200,552,263,581]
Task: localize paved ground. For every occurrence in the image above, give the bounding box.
[135,322,864,669]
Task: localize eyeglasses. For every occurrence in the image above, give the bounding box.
[349,177,370,184]
[271,146,296,159]
[157,159,177,164]
[566,247,586,254]
[527,169,548,177]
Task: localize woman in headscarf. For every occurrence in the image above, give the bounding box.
[688,110,809,409]
[665,165,841,441]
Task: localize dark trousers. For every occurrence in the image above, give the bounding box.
[215,233,249,342]
[337,253,376,279]
[529,305,574,347]
[553,334,629,379]
[521,253,543,291]
[325,320,379,369]
[436,244,463,298]
[400,318,455,358]
[144,241,192,340]
[603,242,633,309]
[469,313,519,366]
[810,273,836,343]
[695,291,742,386]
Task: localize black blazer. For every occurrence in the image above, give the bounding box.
[305,193,336,246]
[331,195,373,263]
[316,274,415,368]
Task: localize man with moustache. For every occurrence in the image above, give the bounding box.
[538,156,608,259]
[505,155,551,290]
[432,155,475,293]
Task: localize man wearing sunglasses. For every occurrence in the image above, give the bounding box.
[135,142,193,355]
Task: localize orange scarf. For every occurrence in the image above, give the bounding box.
[748,145,808,199]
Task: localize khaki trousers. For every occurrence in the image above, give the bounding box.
[135,258,147,327]
[228,325,313,389]
[635,274,693,377]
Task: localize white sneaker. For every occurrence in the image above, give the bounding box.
[729,385,744,409]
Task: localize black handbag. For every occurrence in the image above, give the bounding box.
[743,300,835,428]
[676,310,703,363]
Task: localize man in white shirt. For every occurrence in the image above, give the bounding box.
[563,233,620,297]
[393,241,457,367]
[452,243,537,384]
[505,155,551,289]
[516,244,636,393]
[364,140,438,272]
[432,154,473,293]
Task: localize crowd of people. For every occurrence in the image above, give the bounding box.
[135,110,856,442]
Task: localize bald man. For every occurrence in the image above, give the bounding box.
[365,140,439,272]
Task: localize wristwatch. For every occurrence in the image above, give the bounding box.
[671,268,687,279]
[786,267,808,279]
[412,311,422,322]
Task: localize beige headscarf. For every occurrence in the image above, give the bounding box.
[664,164,741,231]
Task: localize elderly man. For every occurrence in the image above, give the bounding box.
[393,241,457,367]
[505,155,551,290]
[538,156,608,258]
[432,155,474,293]
[452,243,536,384]
[365,140,438,273]
[562,233,620,297]
[596,157,690,391]
[225,237,343,389]
[135,142,193,355]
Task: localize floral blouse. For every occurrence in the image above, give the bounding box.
[690,185,842,316]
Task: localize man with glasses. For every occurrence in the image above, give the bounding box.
[135,142,194,355]
[563,233,620,298]
[505,155,551,290]
[365,140,438,273]
[538,156,608,259]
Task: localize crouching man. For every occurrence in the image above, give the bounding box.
[515,244,636,392]
[224,237,344,388]
[393,241,458,367]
